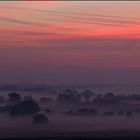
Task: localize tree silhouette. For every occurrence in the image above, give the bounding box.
[82,90,95,102]
[32,113,48,124]
[125,111,132,117]
[40,97,53,104]
[104,92,114,99]
[10,99,40,116]
[8,92,21,103]
[0,96,4,103]
[77,108,98,115]
[103,111,114,116]
[56,89,81,103]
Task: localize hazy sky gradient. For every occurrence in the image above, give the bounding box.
[0,1,140,85]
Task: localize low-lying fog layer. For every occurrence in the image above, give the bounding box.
[1,114,140,138]
[1,86,140,138]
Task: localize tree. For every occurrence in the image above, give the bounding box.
[2,105,13,113]
[56,89,81,103]
[125,111,132,117]
[82,90,95,102]
[77,108,97,115]
[40,97,53,104]
[8,92,21,103]
[32,113,48,124]
[0,106,3,113]
[0,96,4,103]
[10,99,40,116]
[45,109,51,113]
[118,110,124,116]
[103,111,114,116]
[104,92,114,98]
[23,96,33,101]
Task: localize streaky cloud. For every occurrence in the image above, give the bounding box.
[0,16,47,26]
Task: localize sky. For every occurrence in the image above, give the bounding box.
[0,1,140,85]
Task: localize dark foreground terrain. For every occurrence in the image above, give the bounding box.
[0,88,140,139]
[2,130,140,140]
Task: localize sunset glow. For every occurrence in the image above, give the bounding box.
[1,1,140,85]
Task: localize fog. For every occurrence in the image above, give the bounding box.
[0,86,140,138]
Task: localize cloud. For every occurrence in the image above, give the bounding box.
[0,16,47,26]
[1,4,140,27]
[46,10,140,27]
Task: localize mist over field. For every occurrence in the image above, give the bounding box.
[0,85,139,138]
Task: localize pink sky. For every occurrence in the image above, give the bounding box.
[0,1,140,85]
